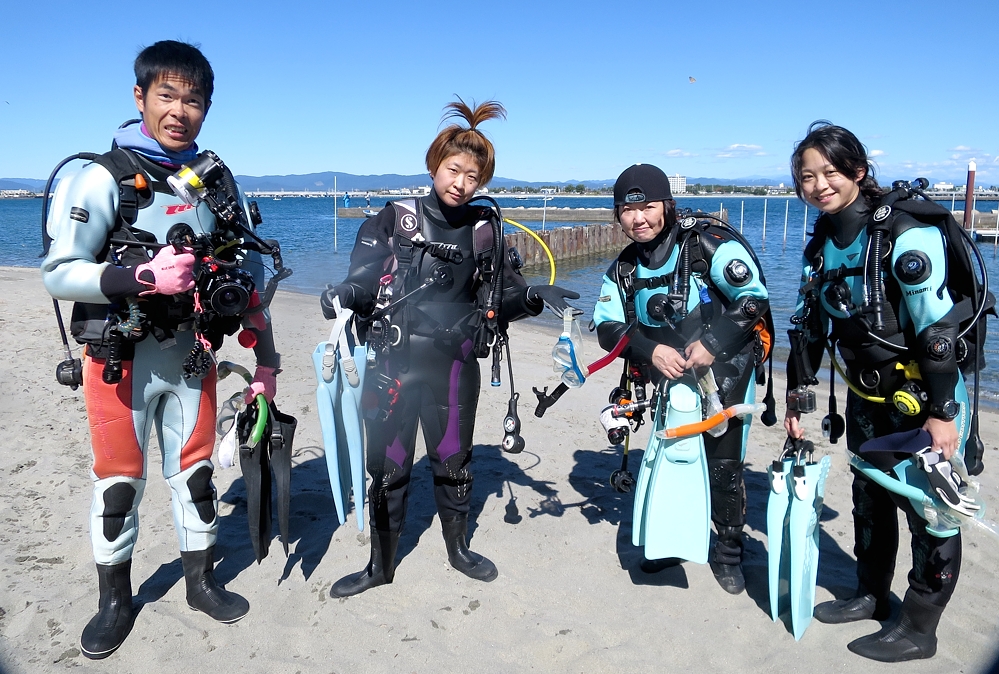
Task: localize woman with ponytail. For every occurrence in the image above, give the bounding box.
[785,121,968,662]
[320,98,577,596]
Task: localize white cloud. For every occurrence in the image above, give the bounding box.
[665,149,694,157]
[726,143,763,151]
[869,149,885,157]
[952,145,973,152]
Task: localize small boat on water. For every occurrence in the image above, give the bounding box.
[362,208,378,218]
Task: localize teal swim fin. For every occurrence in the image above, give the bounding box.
[313,342,350,525]
[767,438,830,640]
[313,299,368,529]
[632,379,710,564]
[767,456,793,623]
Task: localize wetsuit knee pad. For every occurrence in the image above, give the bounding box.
[101,482,137,542]
[709,458,745,526]
[186,465,217,524]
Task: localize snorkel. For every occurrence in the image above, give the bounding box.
[534,321,635,417]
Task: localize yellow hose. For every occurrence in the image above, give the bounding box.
[826,346,887,403]
[503,218,556,285]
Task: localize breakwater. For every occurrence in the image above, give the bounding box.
[505,223,628,267]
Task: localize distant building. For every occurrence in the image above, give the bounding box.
[0,189,33,198]
[933,181,955,191]
[668,174,686,195]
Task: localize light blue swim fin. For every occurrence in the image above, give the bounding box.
[313,299,368,529]
[312,342,350,526]
[767,438,830,640]
[767,457,793,623]
[632,380,711,564]
[788,454,830,640]
[337,340,367,531]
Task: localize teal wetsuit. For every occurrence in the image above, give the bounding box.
[594,224,770,566]
[787,196,966,615]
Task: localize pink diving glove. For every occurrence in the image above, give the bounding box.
[244,366,278,405]
[135,246,196,296]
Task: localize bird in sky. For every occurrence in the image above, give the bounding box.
[688,77,696,84]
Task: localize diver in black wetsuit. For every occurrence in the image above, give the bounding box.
[321,99,577,597]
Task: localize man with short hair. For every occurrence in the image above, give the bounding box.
[41,40,280,659]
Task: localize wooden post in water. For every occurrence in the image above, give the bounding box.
[334,176,338,253]
[963,161,976,229]
[740,201,744,233]
[803,204,808,244]
[762,198,768,246]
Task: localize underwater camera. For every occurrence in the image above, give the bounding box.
[787,386,817,414]
[165,222,256,317]
[200,265,255,316]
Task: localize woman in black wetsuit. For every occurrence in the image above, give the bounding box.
[321,99,577,597]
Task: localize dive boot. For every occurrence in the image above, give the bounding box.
[710,525,745,594]
[330,530,399,598]
[181,547,249,623]
[441,516,497,582]
[814,593,891,624]
[80,561,135,660]
[847,590,944,663]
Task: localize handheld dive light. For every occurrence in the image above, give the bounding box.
[167,150,226,205]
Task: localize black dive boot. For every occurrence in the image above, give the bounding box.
[441,516,497,582]
[80,561,135,659]
[709,525,745,595]
[847,590,944,662]
[330,530,400,598]
[181,547,249,623]
[814,593,891,624]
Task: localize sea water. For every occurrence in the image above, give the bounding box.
[6,194,999,401]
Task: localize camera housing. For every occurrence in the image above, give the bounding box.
[202,267,255,316]
[787,386,817,413]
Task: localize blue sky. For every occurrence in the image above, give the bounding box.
[2,0,997,184]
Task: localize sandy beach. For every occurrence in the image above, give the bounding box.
[1,264,997,674]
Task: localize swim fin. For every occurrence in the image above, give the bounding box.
[313,298,368,530]
[236,397,272,563]
[632,379,711,564]
[767,455,793,623]
[767,437,830,640]
[268,405,297,556]
[313,342,350,526]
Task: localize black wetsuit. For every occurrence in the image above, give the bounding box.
[339,191,538,533]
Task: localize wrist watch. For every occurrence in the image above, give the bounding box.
[928,399,959,421]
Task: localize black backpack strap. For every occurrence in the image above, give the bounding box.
[89,148,151,227]
[391,198,421,288]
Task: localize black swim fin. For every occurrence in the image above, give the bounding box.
[237,399,272,563]
[268,404,297,556]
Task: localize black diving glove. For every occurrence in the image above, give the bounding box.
[526,285,580,316]
[320,283,372,320]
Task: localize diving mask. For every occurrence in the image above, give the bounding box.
[552,310,586,388]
